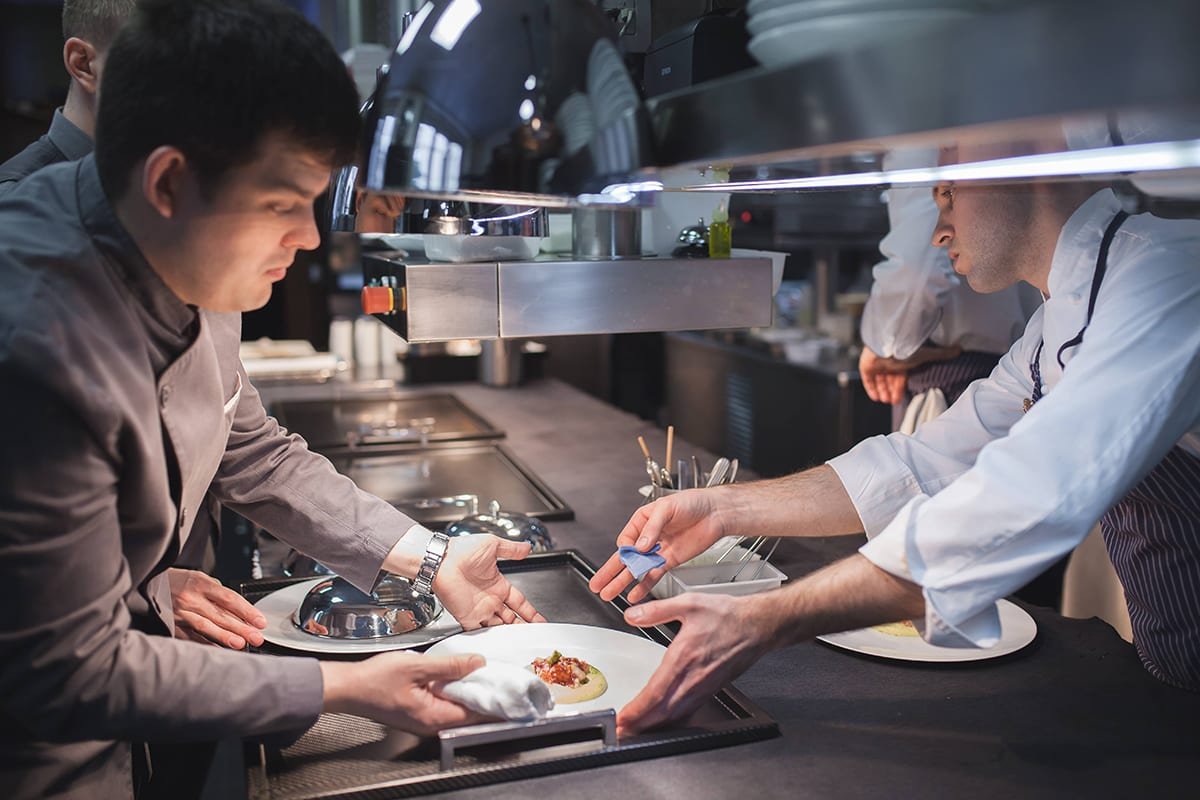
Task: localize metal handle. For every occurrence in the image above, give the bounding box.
[438,710,617,771]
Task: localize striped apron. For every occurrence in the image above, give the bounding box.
[895,351,1002,431]
[1047,210,1200,690]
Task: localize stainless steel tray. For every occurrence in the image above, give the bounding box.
[240,552,779,798]
[271,393,503,453]
[325,443,573,525]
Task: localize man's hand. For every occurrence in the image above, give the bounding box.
[434,535,545,629]
[858,344,962,405]
[589,489,730,604]
[167,567,267,650]
[321,652,490,736]
[616,593,773,737]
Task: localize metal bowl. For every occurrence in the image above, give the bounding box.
[292,574,441,640]
[444,500,553,553]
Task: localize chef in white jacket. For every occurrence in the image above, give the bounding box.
[858,148,1038,432]
[592,138,1200,735]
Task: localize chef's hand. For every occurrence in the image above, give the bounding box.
[588,488,729,604]
[617,593,771,737]
[858,344,962,405]
[434,534,546,629]
[321,652,491,736]
[167,567,267,650]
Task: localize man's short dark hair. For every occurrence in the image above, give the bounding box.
[62,0,137,51]
[95,0,360,200]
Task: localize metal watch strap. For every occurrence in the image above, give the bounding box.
[413,532,450,595]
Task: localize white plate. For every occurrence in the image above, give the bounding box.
[816,599,1037,662]
[253,577,463,655]
[425,622,666,716]
[748,8,974,68]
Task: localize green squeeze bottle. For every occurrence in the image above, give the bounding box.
[708,201,731,258]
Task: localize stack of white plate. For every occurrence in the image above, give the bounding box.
[745,0,997,69]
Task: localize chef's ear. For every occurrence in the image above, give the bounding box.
[63,37,101,96]
[140,146,190,220]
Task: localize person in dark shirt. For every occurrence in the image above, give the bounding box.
[0,0,130,194]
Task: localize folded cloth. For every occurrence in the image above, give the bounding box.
[619,543,665,580]
[440,663,554,721]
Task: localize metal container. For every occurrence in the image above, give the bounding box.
[293,574,441,640]
[571,208,642,259]
[444,500,553,553]
[478,339,524,387]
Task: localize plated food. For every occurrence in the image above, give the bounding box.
[424,622,666,716]
[530,650,608,704]
[817,599,1038,663]
[871,619,920,637]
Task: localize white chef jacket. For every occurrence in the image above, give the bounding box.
[860,148,1036,360]
[829,188,1200,647]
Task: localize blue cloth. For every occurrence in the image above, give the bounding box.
[619,543,665,580]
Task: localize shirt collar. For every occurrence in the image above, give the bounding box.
[77,155,197,339]
[47,108,93,162]
[1046,188,1123,299]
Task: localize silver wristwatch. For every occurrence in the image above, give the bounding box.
[413,532,450,596]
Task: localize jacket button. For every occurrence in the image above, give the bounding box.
[160,385,171,406]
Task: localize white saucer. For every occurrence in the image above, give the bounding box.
[253,577,463,654]
[816,599,1037,662]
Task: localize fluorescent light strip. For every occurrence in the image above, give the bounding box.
[676,139,1200,192]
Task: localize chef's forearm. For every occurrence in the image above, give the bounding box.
[748,553,924,649]
[714,465,865,540]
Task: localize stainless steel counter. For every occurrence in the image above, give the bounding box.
[251,375,1198,799]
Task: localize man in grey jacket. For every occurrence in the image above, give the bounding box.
[0,2,542,798]
[0,0,271,656]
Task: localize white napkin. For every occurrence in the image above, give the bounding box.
[440,663,554,721]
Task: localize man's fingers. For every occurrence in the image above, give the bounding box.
[493,538,533,561]
[408,653,486,683]
[624,566,669,604]
[623,596,685,628]
[177,610,246,649]
[598,567,636,603]
[207,583,268,628]
[502,583,540,622]
[589,553,632,594]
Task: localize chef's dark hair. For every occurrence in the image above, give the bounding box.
[62,0,137,50]
[95,0,360,200]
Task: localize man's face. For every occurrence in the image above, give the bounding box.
[163,132,330,312]
[930,147,1036,294]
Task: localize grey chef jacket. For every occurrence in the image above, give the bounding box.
[0,108,224,569]
[0,109,92,198]
[0,156,418,799]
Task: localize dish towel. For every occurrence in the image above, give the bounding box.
[619,543,665,580]
[440,663,554,721]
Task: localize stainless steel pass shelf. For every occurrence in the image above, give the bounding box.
[362,252,774,342]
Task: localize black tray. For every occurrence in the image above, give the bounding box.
[241,552,779,798]
[325,443,573,525]
[272,393,503,453]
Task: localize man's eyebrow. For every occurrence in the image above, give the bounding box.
[262,176,325,198]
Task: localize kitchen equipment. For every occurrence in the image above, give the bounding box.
[294,573,440,640]
[671,218,709,258]
[571,207,642,260]
[270,393,502,454]
[253,576,461,654]
[364,0,654,208]
[444,500,554,553]
[327,444,573,526]
[643,10,755,98]
[241,552,779,798]
[658,559,787,598]
[478,338,524,387]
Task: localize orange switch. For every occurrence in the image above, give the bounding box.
[361,286,395,315]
